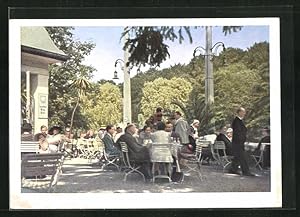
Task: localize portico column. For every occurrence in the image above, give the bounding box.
[25,70,31,122]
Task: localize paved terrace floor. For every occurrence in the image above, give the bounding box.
[22,157,271,193]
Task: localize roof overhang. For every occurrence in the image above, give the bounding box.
[21,45,69,62]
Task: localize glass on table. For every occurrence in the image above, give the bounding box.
[143,139,153,147]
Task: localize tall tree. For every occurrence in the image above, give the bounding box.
[69,73,91,131]
[214,62,261,126]
[242,42,270,138]
[130,42,270,140]
[46,27,96,128]
[81,82,122,129]
[140,77,192,119]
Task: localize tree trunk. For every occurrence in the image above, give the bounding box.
[70,96,80,132]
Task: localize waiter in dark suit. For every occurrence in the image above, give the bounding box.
[229,107,255,176]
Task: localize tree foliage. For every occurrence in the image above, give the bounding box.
[69,76,92,131]
[214,63,261,124]
[81,82,122,129]
[140,77,192,118]
[43,26,269,142]
[242,42,270,139]
[122,26,242,68]
[45,27,96,128]
[131,42,270,141]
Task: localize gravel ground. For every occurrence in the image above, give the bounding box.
[45,157,271,193]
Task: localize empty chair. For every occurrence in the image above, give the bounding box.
[251,143,270,170]
[180,142,203,180]
[211,141,233,172]
[119,142,145,182]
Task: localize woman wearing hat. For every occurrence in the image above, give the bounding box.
[186,119,200,151]
[190,119,200,139]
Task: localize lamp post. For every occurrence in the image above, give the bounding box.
[193,26,225,106]
[113,58,132,125]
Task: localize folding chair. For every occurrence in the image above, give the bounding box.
[101,147,120,171]
[180,142,203,181]
[211,141,233,172]
[251,143,270,170]
[198,140,212,164]
[150,143,173,183]
[76,139,88,158]
[119,142,145,182]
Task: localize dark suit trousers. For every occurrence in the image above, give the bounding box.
[231,146,250,174]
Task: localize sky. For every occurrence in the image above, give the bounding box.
[72,26,269,83]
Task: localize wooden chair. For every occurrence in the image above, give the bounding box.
[211,141,233,172]
[251,143,270,170]
[119,142,145,182]
[21,153,64,192]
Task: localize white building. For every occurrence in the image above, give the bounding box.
[21,27,68,133]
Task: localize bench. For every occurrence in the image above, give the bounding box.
[21,153,64,192]
[21,141,39,153]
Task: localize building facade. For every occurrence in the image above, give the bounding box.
[21,27,68,134]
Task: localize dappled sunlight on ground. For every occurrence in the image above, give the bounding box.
[26,158,270,193]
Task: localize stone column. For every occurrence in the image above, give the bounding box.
[31,74,49,134]
[25,71,31,122]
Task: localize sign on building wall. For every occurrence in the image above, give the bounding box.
[38,93,48,118]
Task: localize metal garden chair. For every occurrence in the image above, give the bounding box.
[119,142,145,182]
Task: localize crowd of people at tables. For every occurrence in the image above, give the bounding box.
[21,107,270,179]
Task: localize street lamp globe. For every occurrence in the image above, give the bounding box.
[113,70,119,80]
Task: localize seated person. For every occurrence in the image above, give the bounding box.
[64,127,74,142]
[165,120,180,142]
[47,126,62,153]
[21,123,34,141]
[114,126,124,143]
[151,122,174,175]
[188,119,200,151]
[151,122,172,144]
[36,133,49,154]
[165,121,181,162]
[254,127,270,168]
[215,126,233,156]
[116,124,152,179]
[34,125,48,141]
[102,125,121,156]
[84,129,95,139]
[138,125,152,144]
[197,130,217,165]
[98,127,106,139]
